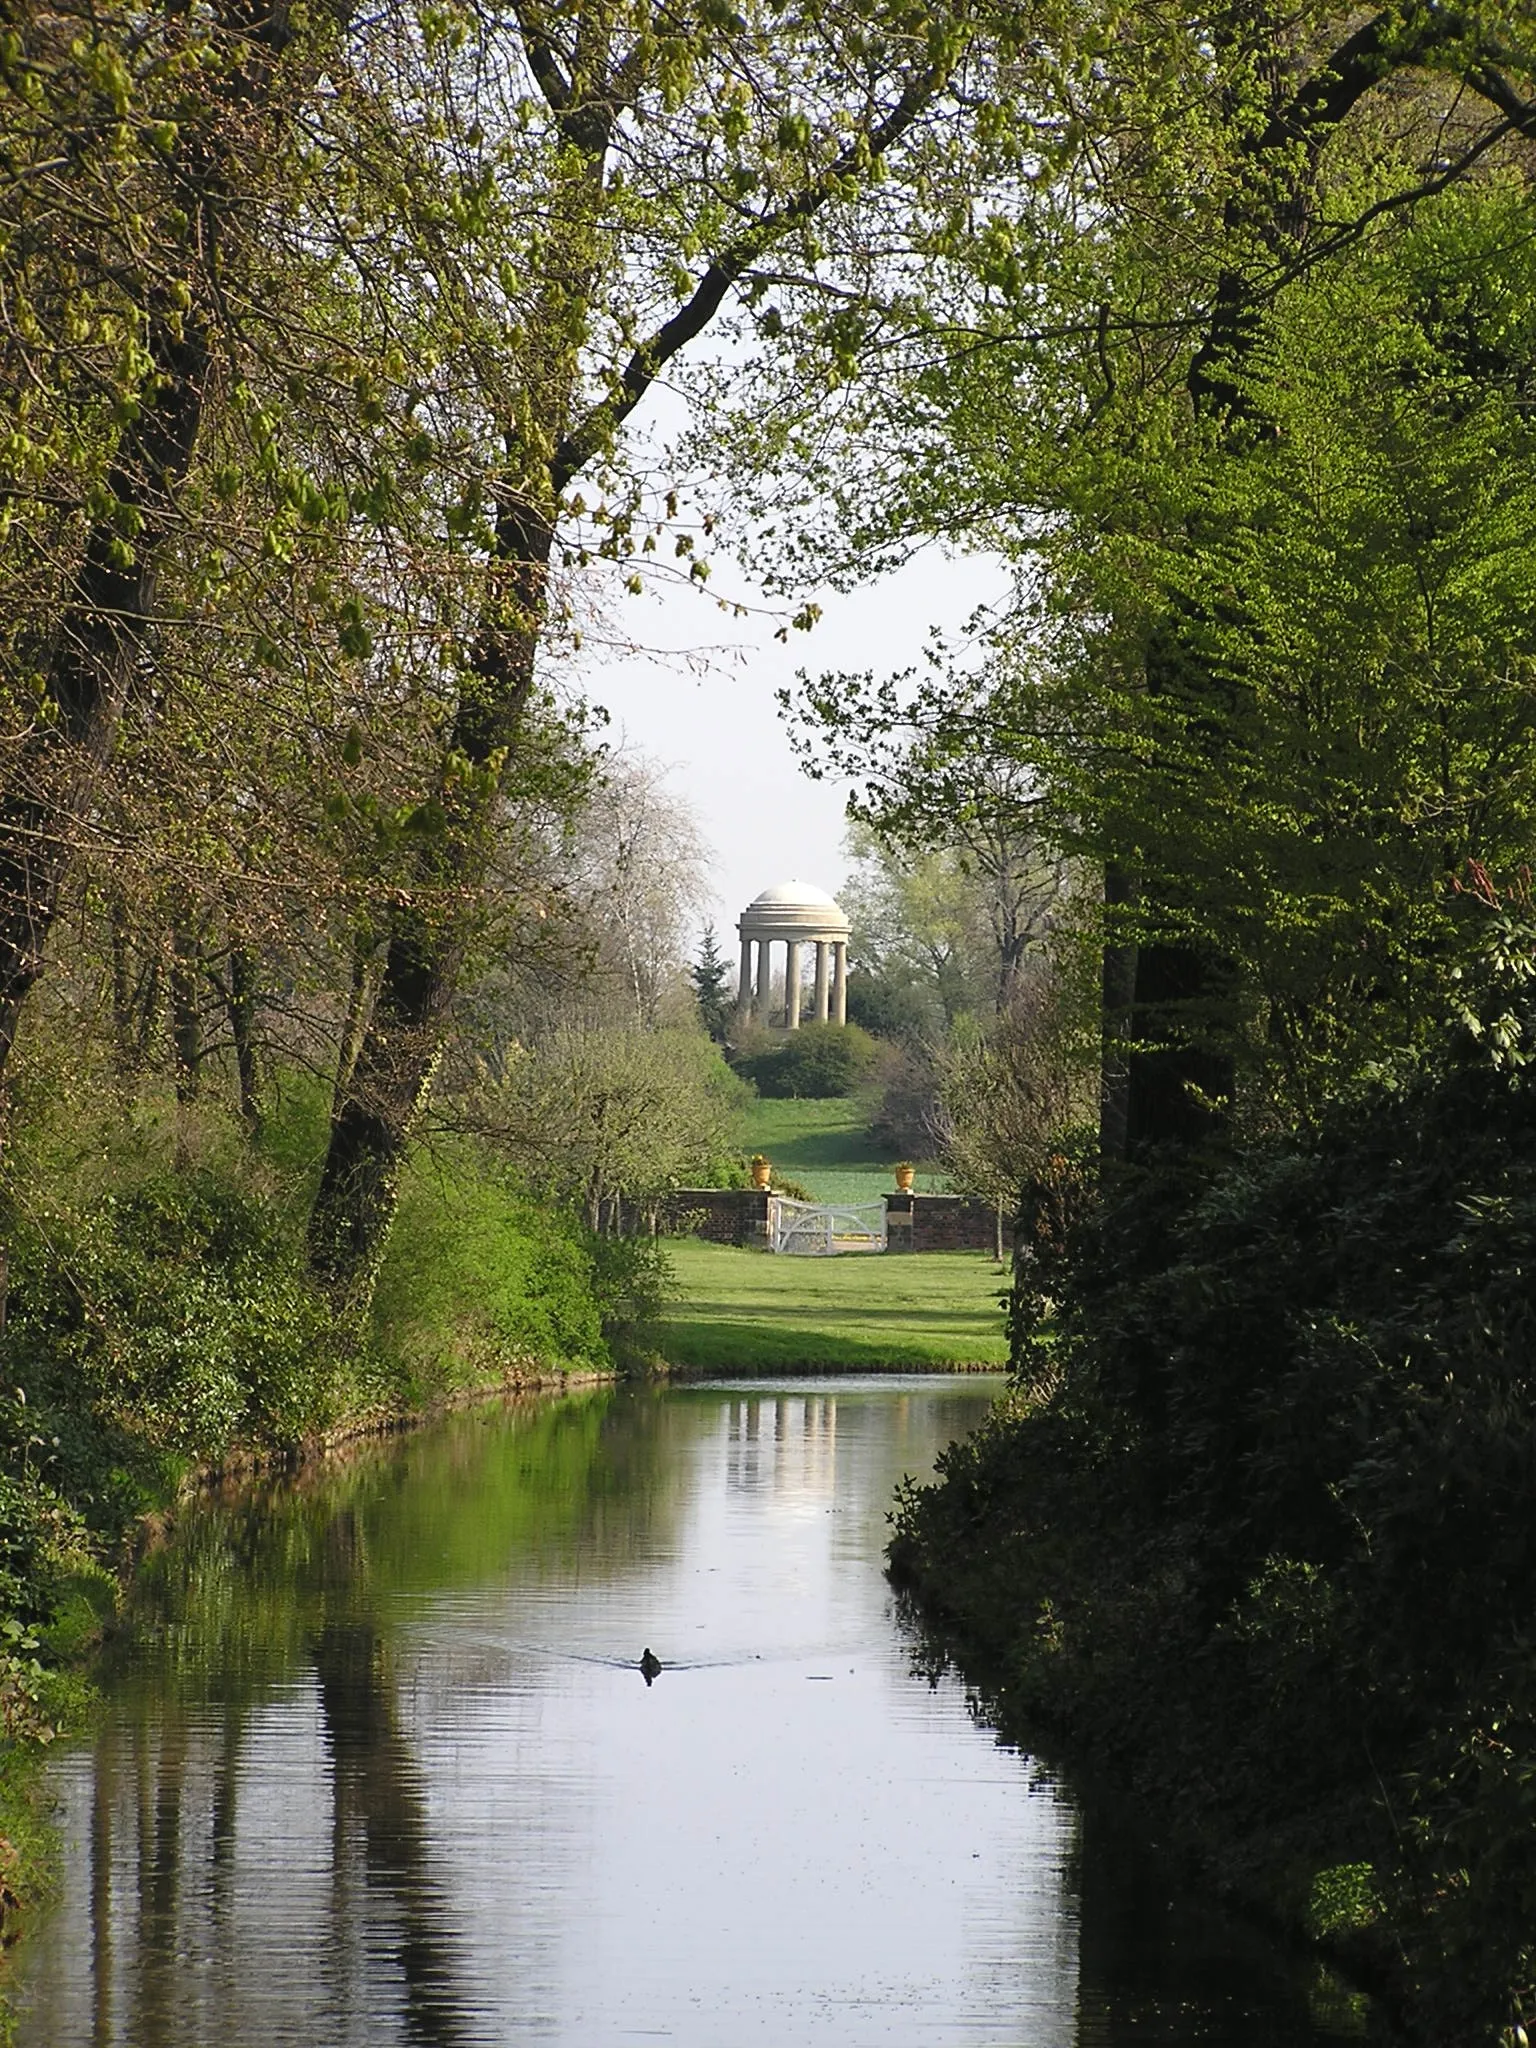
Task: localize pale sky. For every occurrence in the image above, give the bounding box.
[576,542,1010,948]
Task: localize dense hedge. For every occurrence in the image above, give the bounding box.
[731,1021,877,1098]
[894,933,1536,2046]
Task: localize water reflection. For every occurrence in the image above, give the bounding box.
[16,1378,1369,2045]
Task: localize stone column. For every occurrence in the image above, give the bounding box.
[738,934,753,1018]
[832,941,847,1025]
[785,939,803,1028]
[754,934,772,1023]
[813,940,829,1022]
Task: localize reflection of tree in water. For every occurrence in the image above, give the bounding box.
[24,1387,709,2046]
[1068,1803,1367,2046]
[109,1387,699,1701]
[888,1595,1366,2048]
[312,1619,469,2048]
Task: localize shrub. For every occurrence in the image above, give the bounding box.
[870,1038,942,1158]
[371,1143,608,1395]
[587,1233,673,1372]
[732,1022,877,1098]
[0,1171,351,1526]
[899,908,1536,2041]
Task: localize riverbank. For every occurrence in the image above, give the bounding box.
[0,1233,1003,1957]
[0,1078,651,1957]
[888,1395,1406,2036]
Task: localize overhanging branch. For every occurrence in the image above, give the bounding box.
[550,62,949,493]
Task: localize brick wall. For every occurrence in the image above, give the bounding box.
[641,1187,1004,1254]
[650,1188,773,1247]
[884,1192,1002,1254]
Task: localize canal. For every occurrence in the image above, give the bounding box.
[15,1376,1370,2045]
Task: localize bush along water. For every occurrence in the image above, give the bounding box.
[892,908,1536,2046]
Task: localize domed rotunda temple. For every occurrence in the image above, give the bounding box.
[736,880,850,1029]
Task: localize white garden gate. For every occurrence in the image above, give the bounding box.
[770,1196,887,1256]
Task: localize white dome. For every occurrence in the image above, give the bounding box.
[738,879,849,937]
[748,879,839,910]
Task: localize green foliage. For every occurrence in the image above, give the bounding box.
[371,1143,608,1396]
[837,811,1065,1033]
[898,903,1536,2041]
[1,1170,351,1526]
[689,922,733,1044]
[467,1026,750,1224]
[733,1021,877,1098]
[1038,179,1536,1114]
[1307,1865,1382,1942]
[936,980,1096,1205]
[586,1234,674,1374]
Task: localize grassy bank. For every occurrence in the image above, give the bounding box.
[739,1094,943,1204]
[659,1239,1009,1370]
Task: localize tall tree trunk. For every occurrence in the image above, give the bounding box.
[109,890,140,1082]
[1098,864,1136,1166]
[136,949,164,1071]
[1122,940,1235,1155]
[0,320,210,1086]
[170,917,202,1106]
[0,0,310,1094]
[227,942,263,1138]
[334,926,382,1099]
[308,517,553,1299]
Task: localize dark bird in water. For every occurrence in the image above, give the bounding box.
[639,1648,662,1685]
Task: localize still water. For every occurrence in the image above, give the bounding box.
[16,1377,1369,2046]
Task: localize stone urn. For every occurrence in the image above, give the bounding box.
[893,1162,916,1193]
[750,1156,772,1190]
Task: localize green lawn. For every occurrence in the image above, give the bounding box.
[739,1094,945,1204]
[659,1237,1010,1372]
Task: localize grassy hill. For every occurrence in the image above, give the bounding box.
[739,1093,945,1204]
[659,1238,1009,1372]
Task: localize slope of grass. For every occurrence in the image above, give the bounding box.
[739,1094,944,1203]
[660,1238,1009,1371]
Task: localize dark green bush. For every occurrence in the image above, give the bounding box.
[587,1233,673,1372]
[899,911,1536,2042]
[732,1022,877,1098]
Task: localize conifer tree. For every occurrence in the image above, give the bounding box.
[690,925,732,1045]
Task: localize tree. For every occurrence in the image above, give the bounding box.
[834,789,1067,1028]
[690,925,732,1044]
[933,981,1092,1205]
[567,756,712,1029]
[304,0,978,1301]
[730,2,1536,1156]
[0,0,427,1103]
[457,1026,746,1231]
